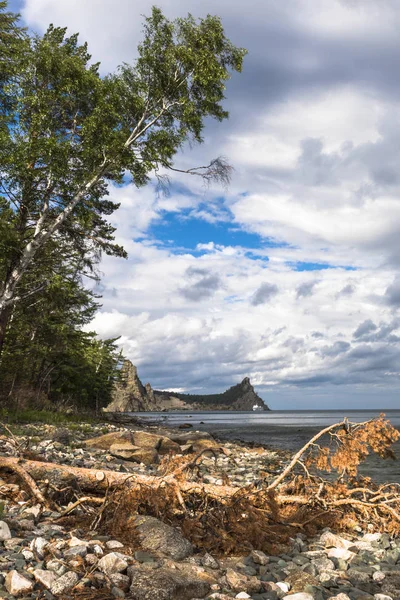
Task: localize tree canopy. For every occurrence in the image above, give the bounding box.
[0,1,246,409]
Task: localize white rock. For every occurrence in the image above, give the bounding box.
[277,582,291,593]
[5,570,34,597]
[327,548,355,561]
[283,594,314,600]
[364,533,382,542]
[373,572,386,583]
[374,595,392,600]
[236,593,251,599]
[22,550,34,561]
[92,544,104,556]
[34,568,59,589]
[0,520,11,541]
[50,571,80,595]
[319,531,353,549]
[69,536,89,547]
[97,552,128,575]
[30,536,48,559]
[106,540,124,550]
[23,504,41,518]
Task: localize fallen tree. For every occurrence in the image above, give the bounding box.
[0,415,399,554]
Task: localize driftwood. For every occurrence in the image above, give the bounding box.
[0,415,399,553]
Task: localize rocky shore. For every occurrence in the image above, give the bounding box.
[0,420,397,600]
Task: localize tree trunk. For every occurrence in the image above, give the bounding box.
[0,304,12,362]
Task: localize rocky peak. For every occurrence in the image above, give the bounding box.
[105,361,269,412]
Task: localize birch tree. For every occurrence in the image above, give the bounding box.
[0,3,246,355]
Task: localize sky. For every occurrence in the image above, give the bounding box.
[12,0,400,409]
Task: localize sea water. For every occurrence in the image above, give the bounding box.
[126,409,400,483]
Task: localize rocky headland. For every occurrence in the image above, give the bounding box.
[105,360,269,412]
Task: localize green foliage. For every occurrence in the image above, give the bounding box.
[155,380,249,406]
[0,2,246,411]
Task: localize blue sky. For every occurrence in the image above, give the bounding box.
[13,0,400,408]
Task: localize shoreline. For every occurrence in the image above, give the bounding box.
[0,417,398,599]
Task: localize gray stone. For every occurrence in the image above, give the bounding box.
[109,573,130,591]
[64,545,87,558]
[106,540,125,550]
[314,558,336,573]
[129,567,210,600]
[98,552,129,575]
[134,515,193,561]
[33,569,59,589]
[50,571,80,595]
[252,550,270,565]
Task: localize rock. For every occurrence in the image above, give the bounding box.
[85,431,130,450]
[133,515,193,561]
[33,568,59,589]
[285,571,320,592]
[328,595,351,600]
[158,437,181,455]
[251,550,269,565]
[179,423,193,429]
[374,595,393,600]
[131,431,162,449]
[98,552,129,575]
[129,567,210,600]
[373,572,386,583]
[110,441,141,459]
[201,553,220,569]
[50,571,80,595]
[64,545,87,558]
[5,571,33,598]
[52,428,70,445]
[347,569,371,586]
[225,568,261,594]
[0,520,11,541]
[5,570,34,597]
[319,532,353,550]
[282,594,314,600]
[328,548,356,561]
[106,540,125,550]
[314,557,336,573]
[236,593,251,599]
[109,573,131,592]
[30,536,48,559]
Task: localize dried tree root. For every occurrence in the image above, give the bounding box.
[0,456,52,507]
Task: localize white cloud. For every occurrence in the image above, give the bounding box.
[19,0,400,407]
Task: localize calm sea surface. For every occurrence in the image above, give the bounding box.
[126,409,400,484]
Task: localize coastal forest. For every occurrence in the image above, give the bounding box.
[0,0,246,412]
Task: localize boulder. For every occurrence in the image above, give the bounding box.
[129,567,210,600]
[131,431,163,449]
[84,431,130,450]
[109,441,141,459]
[158,437,181,455]
[133,515,193,561]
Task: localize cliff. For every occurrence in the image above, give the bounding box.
[105,360,270,412]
